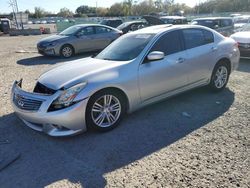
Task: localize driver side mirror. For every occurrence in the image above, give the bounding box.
[75,33,81,38]
[146,51,165,62]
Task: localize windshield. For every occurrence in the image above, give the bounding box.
[60,26,80,35]
[161,18,174,24]
[235,18,249,24]
[117,22,129,30]
[95,33,154,61]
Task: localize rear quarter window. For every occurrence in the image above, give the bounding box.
[203,30,214,44]
[95,26,112,34]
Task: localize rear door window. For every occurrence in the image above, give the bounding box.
[95,26,112,34]
[150,30,183,56]
[182,29,214,49]
[221,19,233,27]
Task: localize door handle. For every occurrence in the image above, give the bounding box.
[211,47,218,52]
[176,58,185,64]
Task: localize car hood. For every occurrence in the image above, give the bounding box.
[38,34,69,43]
[143,15,164,25]
[231,32,250,43]
[38,58,127,90]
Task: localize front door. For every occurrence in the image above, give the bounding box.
[139,30,189,102]
[75,26,95,52]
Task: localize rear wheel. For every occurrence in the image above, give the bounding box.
[86,90,126,132]
[209,62,230,91]
[60,45,74,58]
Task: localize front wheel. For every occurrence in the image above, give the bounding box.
[60,45,74,58]
[209,62,230,91]
[86,91,125,132]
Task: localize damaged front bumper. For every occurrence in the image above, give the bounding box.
[11,80,88,136]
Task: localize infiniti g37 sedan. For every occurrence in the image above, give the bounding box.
[37,24,122,58]
[12,25,240,136]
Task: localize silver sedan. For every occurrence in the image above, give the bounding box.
[12,25,240,136]
[37,24,122,58]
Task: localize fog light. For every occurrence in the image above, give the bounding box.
[45,49,55,55]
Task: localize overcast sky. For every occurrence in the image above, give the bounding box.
[0,0,203,14]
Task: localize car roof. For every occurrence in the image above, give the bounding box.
[160,16,186,19]
[123,20,146,24]
[73,24,110,27]
[102,19,122,21]
[235,15,250,18]
[132,24,213,34]
[193,17,232,21]
[69,24,120,31]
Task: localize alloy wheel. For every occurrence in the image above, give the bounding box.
[91,95,121,128]
[214,66,228,88]
[62,46,72,57]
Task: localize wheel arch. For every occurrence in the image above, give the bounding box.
[60,43,75,55]
[88,87,130,113]
[215,57,232,74]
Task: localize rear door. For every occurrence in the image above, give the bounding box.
[139,30,189,101]
[181,28,216,85]
[93,26,116,50]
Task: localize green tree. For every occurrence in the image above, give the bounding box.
[34,7,45,18]
[194,0,250,13]
[132,0,157,15]
[123,0,133,16]
[96,7,108,17]
[109,3,124,16]
[75,5,96,15]
[58,7,73,18]
[24,9,30,15]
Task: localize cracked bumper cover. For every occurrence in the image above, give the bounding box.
[11,80,88,136]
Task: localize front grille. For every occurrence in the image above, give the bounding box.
[13,93,43,111]
[33,82,56,95]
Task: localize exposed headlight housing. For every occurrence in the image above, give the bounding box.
[48,82,87,111]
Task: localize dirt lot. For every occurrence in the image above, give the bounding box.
[0,35,249,188]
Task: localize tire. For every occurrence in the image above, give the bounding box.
[60,44,74,58]
[209,62,230,92]
[86,90,126,132]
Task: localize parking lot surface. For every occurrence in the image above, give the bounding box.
[0,35,249,187]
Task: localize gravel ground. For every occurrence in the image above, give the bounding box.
[0,35,249,188]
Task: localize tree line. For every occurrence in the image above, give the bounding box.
[23,0,250,18]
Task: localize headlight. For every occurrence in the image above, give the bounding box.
[49,82,87,111]
[44,41,57,47]
[50,41,57,46]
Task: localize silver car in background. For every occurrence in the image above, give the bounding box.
[37,24,122,58]
[12,25,240,136]
[191,17,234,36]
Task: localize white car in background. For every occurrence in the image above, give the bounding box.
[233,15,250,31]
[231,23,250,58]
